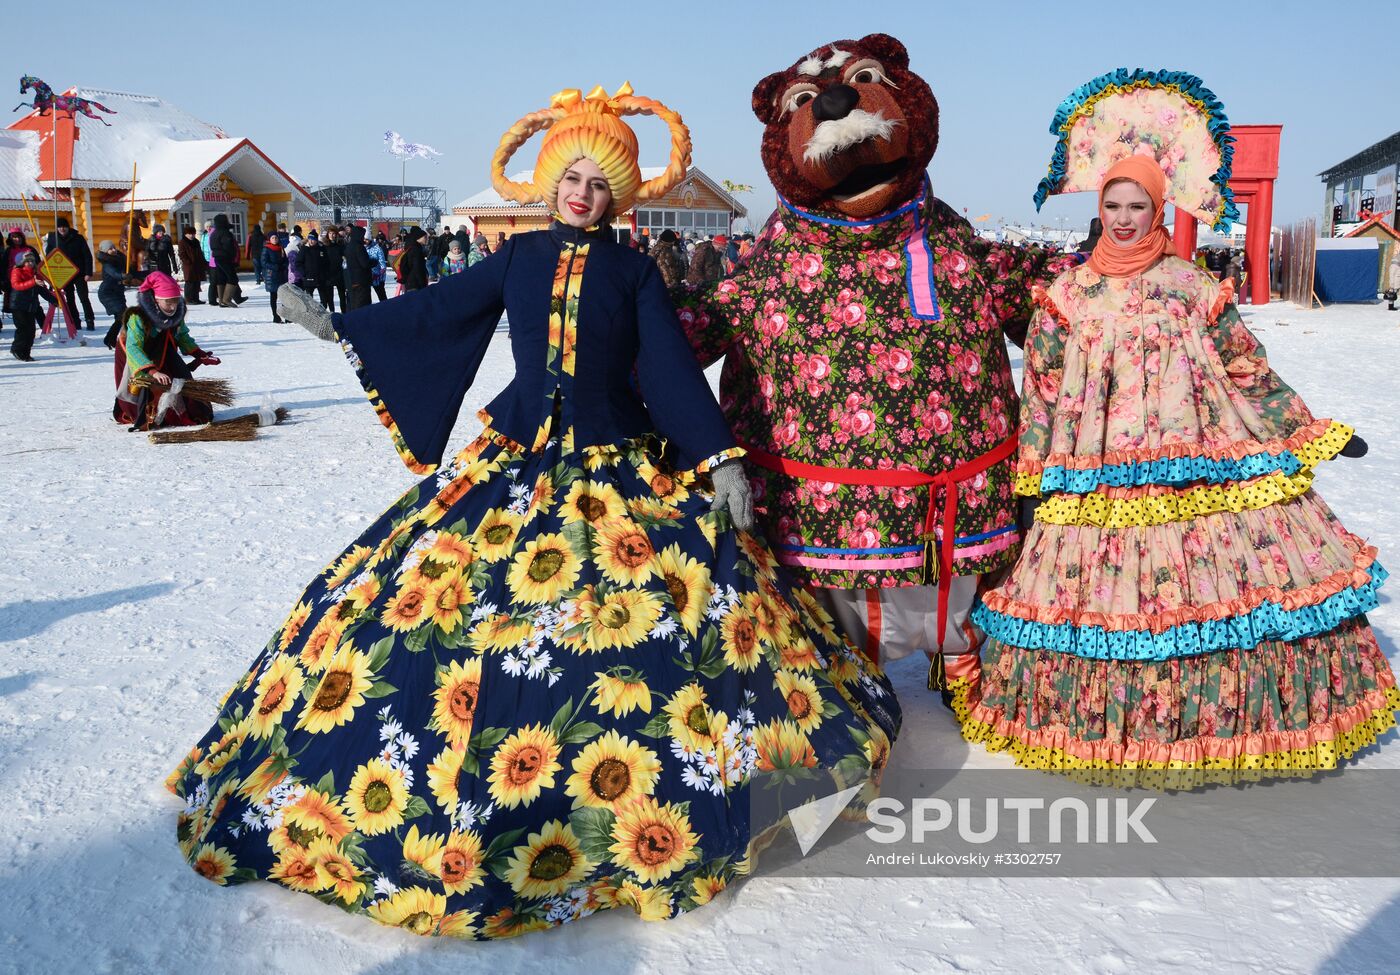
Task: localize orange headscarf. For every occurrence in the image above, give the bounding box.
[1087,156,1175,278]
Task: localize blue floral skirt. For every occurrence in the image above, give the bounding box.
[168,428,901,939]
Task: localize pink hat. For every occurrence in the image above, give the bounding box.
[139,270,181,299]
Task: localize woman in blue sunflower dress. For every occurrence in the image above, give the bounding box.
[167,85,900,940]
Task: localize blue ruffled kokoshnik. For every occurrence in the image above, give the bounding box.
[1032,67,1241,232]
[972,563,1389,661]
[1038,448,1307,494]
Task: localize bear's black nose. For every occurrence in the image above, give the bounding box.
[812,84,859,122]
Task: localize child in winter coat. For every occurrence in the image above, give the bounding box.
[468,232,489,267]
[9,252,56,361]
[285,234,303,288]
[262,232,290,323]
[113,271,220,429]
[440,239,468,277]
[97,241,129,348]
[2,228,40,323]
[365,236,388,302]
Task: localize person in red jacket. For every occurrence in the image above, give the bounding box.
[9,251,56,361]
[2,228,40,327]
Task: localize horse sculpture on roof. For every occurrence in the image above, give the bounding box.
[14,75,116,125]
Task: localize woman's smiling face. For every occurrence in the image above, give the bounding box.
[556,158,612,228]
[1100,178,1154,247]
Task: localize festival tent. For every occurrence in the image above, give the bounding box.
[1314,237,1380,303]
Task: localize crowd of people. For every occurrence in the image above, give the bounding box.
[1195,244,1248,294]
[3,213,767,363]
[636,229,755,288]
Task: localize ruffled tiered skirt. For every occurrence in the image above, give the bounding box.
[958,419,1396,785]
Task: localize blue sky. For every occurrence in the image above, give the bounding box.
[14,1,1396,232]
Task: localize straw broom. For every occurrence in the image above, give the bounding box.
[148,408,289,445]
[131,374,237,407]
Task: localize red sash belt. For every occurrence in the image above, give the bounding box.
[743,434,1019,648]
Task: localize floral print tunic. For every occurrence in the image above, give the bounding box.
[676,180,1075,589]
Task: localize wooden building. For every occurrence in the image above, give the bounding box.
[1343,211,1400,284]
[3,87,315,267]
[452,165,746,243]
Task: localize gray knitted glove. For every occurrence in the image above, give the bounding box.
[277,284,335,341]
[709,459,754,532]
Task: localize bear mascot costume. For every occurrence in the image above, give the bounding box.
[676,33,1075,700]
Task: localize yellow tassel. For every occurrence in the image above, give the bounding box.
[927,650,947,691]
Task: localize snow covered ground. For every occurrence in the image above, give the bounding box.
[2,283,1399,974]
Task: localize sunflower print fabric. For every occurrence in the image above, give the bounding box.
[169,239,901,939]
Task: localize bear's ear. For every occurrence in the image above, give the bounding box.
[855,33,909,70]
[751,70,788,125]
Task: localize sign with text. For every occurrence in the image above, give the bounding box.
[1375,165,1396,218]
[41,250,77,289]
[750,768,1400,877]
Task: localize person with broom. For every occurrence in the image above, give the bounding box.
[112,271,222,430]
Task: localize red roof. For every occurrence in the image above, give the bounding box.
[1344,212,1400,242]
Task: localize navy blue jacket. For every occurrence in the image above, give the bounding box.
[262,240,289,291]
[333,224,738,474]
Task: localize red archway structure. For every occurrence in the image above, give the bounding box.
[1172,124,1282,306]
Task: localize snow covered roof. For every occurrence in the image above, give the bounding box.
[126,138,240,200]
[63,87,228,184]
[452,170,550,212]
[0,129,43,201]
[4,86,313,209]
[110,138,316,210]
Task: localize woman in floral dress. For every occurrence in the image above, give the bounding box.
[167,85,899,938]
[955,153,1393,785]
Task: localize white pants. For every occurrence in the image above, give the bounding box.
[810,578,979,663]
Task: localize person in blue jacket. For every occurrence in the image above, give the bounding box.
[261,231,289,322]
[366,232,388,302]
[168,84,899,941]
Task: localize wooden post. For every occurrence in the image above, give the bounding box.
[76,188,90,240]
[126,162,138,273]
[50,108,58,239]
[18,190,43,243]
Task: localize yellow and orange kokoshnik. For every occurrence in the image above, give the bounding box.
[491,82,692,217]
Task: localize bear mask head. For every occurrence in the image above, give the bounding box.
[752,33,937,220]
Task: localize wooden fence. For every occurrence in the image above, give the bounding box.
[1279,218,1318,308]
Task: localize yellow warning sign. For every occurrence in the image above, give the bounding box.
[42,250,77,290]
